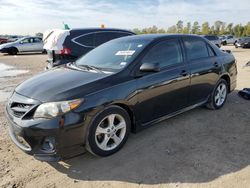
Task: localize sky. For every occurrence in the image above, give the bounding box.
[0,0,249,35]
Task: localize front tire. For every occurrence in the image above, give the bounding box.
[8,47,18,55]
[206,79,228,110]
[86,106,131,157]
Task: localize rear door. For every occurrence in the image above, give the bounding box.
[135,39,190,124]
[31,37,43,51]
[183,37,221,105]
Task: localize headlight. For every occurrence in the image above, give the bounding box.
[33,99,83,119]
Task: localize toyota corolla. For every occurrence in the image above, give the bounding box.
[5,34,237,161]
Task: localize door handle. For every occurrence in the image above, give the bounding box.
[180,70,188,77]
[214,62,219,67]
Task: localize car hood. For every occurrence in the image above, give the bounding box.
[0,42,15,49]
[15,66,110,102]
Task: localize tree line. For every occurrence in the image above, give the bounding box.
[132,20,250,37]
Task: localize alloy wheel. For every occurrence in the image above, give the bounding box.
[95,114,126,151]
[214,83,227,106]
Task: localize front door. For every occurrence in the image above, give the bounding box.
[135,39,190,125]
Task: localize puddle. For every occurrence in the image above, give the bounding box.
[0,63,29,78]
[0,63,29,102]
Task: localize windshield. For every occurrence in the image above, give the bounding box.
[75,38,151,72]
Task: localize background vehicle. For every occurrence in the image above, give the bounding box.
[0,37,44,55]
[202,35,221,47]
[7,36,21,43]
[221,35,237,45]
[235,37,250,48]
[6,34,237,161]
[0,37,8,44]
[43,28,135,69]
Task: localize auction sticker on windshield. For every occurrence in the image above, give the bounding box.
[115,50,135,56]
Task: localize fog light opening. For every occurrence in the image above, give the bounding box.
[42,137,55,152]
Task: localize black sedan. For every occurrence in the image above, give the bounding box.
[235,37,250,48]
[5,34,237,161]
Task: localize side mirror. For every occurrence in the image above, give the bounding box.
[139,63,160,72]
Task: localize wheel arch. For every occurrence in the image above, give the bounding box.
[220,74,231,91]
[112,103,137,133]
[8,46,19,53]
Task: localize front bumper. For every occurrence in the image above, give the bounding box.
[0,48,9,53]
[5,92,87,161]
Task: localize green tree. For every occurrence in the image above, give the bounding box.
[245,22,250,36]
[176,20,184,33]
[219,22,226,35]
[192,21,200,34]
[132,28,141,34]
[158,28,166,33]
[226,23,234,35]
[183,22,191,34]
[214,20,223,35]
[201,22,210,34]
[167,25,177,33]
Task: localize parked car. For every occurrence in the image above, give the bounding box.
[0,37,44,55]
[0,37,8,44]
[43,28,135,69]
[221,35,237,45]
[5,34,237,161]
[235,37,250,48]
[7,36,21,43]
[202,35,221,47]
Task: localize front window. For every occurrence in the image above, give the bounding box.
[76,38,151,72]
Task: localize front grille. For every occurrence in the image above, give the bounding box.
[9,102,35,118]
[7,92,40,119]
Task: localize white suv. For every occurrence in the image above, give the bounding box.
[0,37,44,55]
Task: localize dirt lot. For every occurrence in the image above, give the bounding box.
[0,47,250,188]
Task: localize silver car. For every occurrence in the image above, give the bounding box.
[0,37,44,55]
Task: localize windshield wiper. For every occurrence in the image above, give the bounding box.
[77,64,104,73]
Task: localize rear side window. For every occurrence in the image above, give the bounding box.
[184,38,209,60]
[115,32,133,38]
[142,39,183,68]
[33,38,42,43]
[73,33,95,48]
[94,32,117,47]
[207,45,216,57]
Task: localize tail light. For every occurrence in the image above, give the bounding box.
[60,47,71,55]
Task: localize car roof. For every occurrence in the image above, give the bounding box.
[114,34,205,41]
[202,35,218,37]
[70,28,135,34]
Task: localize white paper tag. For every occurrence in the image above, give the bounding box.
[115,50,135,56]
[120,62,127,66]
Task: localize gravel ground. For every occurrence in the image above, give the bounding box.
[0,47,250,188]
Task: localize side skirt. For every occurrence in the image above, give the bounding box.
[140,100,207,128]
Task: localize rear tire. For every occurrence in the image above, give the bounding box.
[86,106,131,157]
[206,79,228,110]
